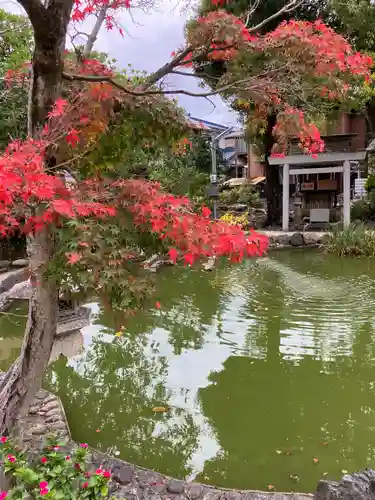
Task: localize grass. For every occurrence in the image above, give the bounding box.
[323,223,375,257]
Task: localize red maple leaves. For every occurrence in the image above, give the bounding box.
[113,179,268,265]
[48,98,68,118]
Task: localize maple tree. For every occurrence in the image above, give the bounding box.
[194,0,375,224]
[0,0,372,441]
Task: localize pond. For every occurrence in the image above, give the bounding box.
[3,249,375,493]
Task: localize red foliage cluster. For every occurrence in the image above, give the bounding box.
[272,105,325,157]
[184,10,256,63]
[72,0,129,34]
[0,138,115,235]
[0,96,268,265]
[266,20,373,81]
[179,13,373,156]
[114,179,268,265]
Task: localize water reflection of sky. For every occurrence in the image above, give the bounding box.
[43,251,375,491]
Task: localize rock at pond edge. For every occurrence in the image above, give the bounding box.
[314,469,375,500]
[167,479,185,494]
[290,232,304,247]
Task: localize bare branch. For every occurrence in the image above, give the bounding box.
[62,71,266,97]
[243,0,261,27]
[171,69,220,81]
[248,0,303,33]
[142,45,193,87]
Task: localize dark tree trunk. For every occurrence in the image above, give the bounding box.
[263,114,281,227]
[0,0,73,435]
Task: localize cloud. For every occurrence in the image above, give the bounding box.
[90,2,239,125]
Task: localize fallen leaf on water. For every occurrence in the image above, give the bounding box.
[286,451,293,456]
[95,429,101,433]
[313,458,320,464]
[115,331,122,337]
[322,473,328,477]
[267,485,275,491]
[323,442,329,446]
[152,406,168,413]
[341,469,348,475]
[289,474,300,482]
[276,450,282,455]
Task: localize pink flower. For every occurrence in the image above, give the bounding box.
[74,463,81,470]
[0,437,7,444]
[103,470,111,479]
[52,446,60,451]
[0,492,7,499]
[96,467,103,475]
[40,457,48,464]
[39,482,49,496]
[6,455,15,463]
[65,455,71,460]
[82,481,88,488]
[79,443,88,449]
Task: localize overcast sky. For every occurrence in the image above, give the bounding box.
[4,0,239,126]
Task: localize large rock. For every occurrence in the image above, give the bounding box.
[275,234,290,246]
[303,233,321,246]
[269,234,290,247]
[318,234,330,245]
[315,469,375,500]
[290,232,304,247]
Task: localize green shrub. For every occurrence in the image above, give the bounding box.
[219,185,260,207]
[323,223,375,257]
[351,199,372,221]
[0,436,115,499]
[365,173,375,192]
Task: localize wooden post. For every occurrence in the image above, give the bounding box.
[343,160,351,227]
[282,164,289,231]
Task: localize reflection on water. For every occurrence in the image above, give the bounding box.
[0,301,85,368]
[3,250,375,492]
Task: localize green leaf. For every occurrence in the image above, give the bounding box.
[101,485,109,497]
[15,467,39,484]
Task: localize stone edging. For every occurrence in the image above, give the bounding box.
[22,389,71,448]
[262,231,329,249]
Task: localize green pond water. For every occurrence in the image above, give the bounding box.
[3,249,375,492]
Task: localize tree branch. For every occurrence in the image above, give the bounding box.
[16,0,47,32]
[83,4,108,59]
[142,46,193,88]
[248,0,303,32]
[62,71,265,97]
[171,69,220,80]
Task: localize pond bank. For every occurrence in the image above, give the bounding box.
[261,231,328,249]
[16,388,375,500]
[15,386,312,500]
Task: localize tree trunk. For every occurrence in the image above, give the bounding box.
[0,229,58,434]
[0,0,73,435]
[264,113,281,227]
[83,5,108,59]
